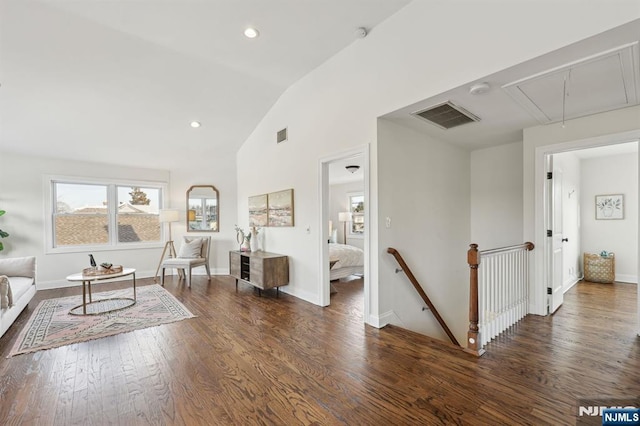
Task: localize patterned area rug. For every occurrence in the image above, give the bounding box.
[8,284,195,357]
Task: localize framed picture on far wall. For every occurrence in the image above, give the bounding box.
[248,194,268,227]
[268,189,294,227]
[595,194,624,220]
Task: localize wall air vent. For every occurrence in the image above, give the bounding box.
[411,101,480,130]
[277,128,288,143]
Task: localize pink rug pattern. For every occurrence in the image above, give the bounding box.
[8,284,195,357]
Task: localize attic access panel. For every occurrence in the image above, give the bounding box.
[411,101,481,130]
[502,42,639,124]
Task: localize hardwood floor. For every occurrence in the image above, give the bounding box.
[0,277,638,425]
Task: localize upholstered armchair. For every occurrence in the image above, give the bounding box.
[160,236,211,288]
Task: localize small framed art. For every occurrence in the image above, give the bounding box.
[595,194,623,220]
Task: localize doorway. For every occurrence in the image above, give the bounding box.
[536,133,639,331]
[318,145,370,324]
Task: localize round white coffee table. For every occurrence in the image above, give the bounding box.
[66,268,136,315]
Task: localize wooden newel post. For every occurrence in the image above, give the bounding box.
[464,244,485,356]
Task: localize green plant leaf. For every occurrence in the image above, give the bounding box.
[0,242,3,251]
[0,210,5,217]
[0,230,8,238]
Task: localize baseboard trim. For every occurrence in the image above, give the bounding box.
[37,268,230,290]
[563,278,580,293]
[277,285,318,306]
[615,274,638,284]
[368,310,399,328]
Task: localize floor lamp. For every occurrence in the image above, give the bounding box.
[338,212,352,245]
[154,209,180,282]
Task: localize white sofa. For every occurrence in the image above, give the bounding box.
[0,256,37,338]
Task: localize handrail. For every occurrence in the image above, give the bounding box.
[387,247,460,347]
[479,241,535,256]
[466,242,534,357]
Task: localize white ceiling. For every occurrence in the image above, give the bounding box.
[384,19,640,151]
[2,4,639,170]
[0,0,410,169]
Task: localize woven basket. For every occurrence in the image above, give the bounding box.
[584,253,615,283]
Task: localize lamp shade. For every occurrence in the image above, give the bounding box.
[188,209,196,221]
[159,209,179,223]
[338,212,352,222]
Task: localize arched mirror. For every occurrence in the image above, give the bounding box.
[187,185,219,232]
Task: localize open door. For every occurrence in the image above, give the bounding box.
[547,155,564,314]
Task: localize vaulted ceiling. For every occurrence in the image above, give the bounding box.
[2,2,639,170]
[0,0,410,169]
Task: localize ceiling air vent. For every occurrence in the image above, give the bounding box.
[412,101,480,130]
[277,127,288,143]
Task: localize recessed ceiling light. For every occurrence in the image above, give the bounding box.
[244,27,259,39]
[190,121,201,128]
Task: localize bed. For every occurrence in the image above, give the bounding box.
[329,243,364,280]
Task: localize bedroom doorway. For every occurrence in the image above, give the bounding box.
[318,145,370,323]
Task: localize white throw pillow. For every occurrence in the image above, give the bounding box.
[178,238,203,258]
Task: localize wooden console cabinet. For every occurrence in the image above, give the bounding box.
[229,251,289,294]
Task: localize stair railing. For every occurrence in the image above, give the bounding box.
[387,247,460,347]
[466,242,534,356]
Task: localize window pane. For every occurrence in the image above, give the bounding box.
[116,186,160,243]
[205,198,218,231]
[54,183,109,247]
[349,194,364,235]
[55,215,109,246]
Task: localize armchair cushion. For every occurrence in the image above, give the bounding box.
[178,237,203,258]
[8,277,34,301]
[162,258,206,268]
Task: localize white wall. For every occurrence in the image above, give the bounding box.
[0,151,239,288]
[581,153,638,283]
[470,141,523,249]
[168,161,238,276]
[329,181,364,248]
[236,0,639,329]
[0,151,170,288]
[523,105,640,315]
[377,119,470,344]
[554,151,582,290]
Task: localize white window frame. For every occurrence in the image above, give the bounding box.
[44,175,168,254]
[347,191,364,239]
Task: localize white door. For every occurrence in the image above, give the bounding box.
[547,156,564,314]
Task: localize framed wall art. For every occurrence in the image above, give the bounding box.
[268,189,294,227]
[595,194,624,220]
[248,194,268,227]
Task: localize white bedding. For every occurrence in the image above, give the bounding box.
[329,243,364,280]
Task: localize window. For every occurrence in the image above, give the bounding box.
[47,177,166,252]
[348,193,364,236]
